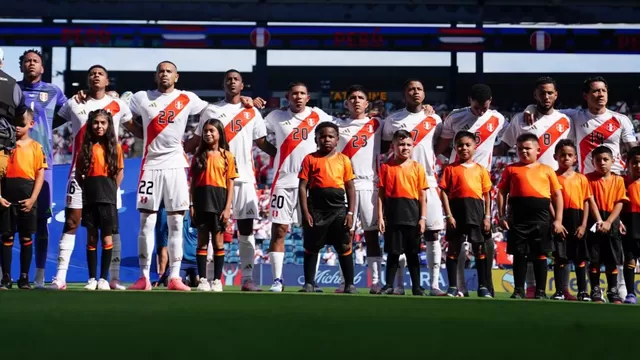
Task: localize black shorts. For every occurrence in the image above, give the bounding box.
[447,227,491,255]
[81,203,118,235]
[506,222,552,257]
[447,223,488,245]
[0,204,37,236]
[384,225,420,255]
[622,235,640,261]
[586,225,623,265]
[303,209,350,254]
[553,233,589,262]
[192,211,223,234]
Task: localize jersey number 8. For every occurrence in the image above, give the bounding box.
[158,110,176,124]
[138,180,154,195]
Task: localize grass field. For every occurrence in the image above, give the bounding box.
[1,285,638,359]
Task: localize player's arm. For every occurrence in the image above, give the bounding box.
[298,178,312,227]
[588,196,603,224]
[222,176,234,224]
[344,179,355,229]
[497,187,509,230]
[254,137,277,157]
[620,115,638,151]
[440,189,455,229]
[21,167,45,213]
[576,197,590,239]
[482,190,492,233]
[435,137,452,157]
[418,188,427,234]
[377,186,386,233]
[122,118,143,139]
[116,147,125,187]
[551,189,565,234]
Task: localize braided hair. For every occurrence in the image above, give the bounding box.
[77,109,119,182]
[192,118,230,178]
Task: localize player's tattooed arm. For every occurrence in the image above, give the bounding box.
[254,137,277,157]
[122,118,143,139]
[344,179,355,230]
[298,179,313,227]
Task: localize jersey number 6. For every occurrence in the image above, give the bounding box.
[138,180,154,195]
[158,110,176,124]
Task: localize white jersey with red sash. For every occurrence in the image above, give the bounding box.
[337,116,383,190]
[265,106,333,189]
[501,110,571,170]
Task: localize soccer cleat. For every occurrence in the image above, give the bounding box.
[33,278,46,290]
[314,285,323,293]
[0,283,6,290]
[84,278,98,291]
[49,278,67,290]
[461,291,470,297]
[526,286,536,299]
[109,279,126,290]
[477,287,492,298]
[429,288,446,297]
[607,288,622,304]
[534,290,548,300]
[590,286,605,303]
[210,279,223,292]
[18,275,31,290]
[369,283,382,294]
[1,274,12,289]
[128,277,152,291]
[197,278,212,292]
[269,278,284,292]
[97,279,110,291]
[563,290,577,301]
[412,287,425,296]
[152,274,169,288]
[168,278,192,291]
[241,279,263,292]
[446,287,459,297]
[344,285,358,294]
[510,290,525,299]
[393,286,405,295]
[551,290,565,300]
[577,291,591,302]
[334,281,345,293]
[624,294,637,304]
[299,283,315,293]
[380,285,394,295]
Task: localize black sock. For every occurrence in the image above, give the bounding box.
[575,262,587,292]
[553,263,564,293]
[445,256,458,289]
[406,253,420,289]
[589,266,601,290]
[101,247,112,280]
[605,269,618,293]
[476,254,487,289]
[624,264,636,296]
[1,238,13,278]
[386,254,400,288]
[338,252,355,287]
[87,246,97,279]
[303,251,318,285]
[20,240,33,275]
[196,251,207,280]
[533,258,548,293]
[484,237,495,292]
[513,255,527,292]
[213,249,224,280]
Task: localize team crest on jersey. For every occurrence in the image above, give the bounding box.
[556,124,564,132]
[39,92,48,102]
[487,123,494,132]
[244,111,251,119]
[607,123,615,132]
[175,101,184,110]
[368,125,374,133]
[307,119,315,126]
[424,122,431,130]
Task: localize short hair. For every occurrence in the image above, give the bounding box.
[156,61,177,72]
[582,76,608,94]
[469,84,492,103]
[592,145,612,158]
[88,65,108,76]
[224,69,242,80]
[392,130,412,142]
[346,84,367,99]
[626,146,640,162]
[535,76,557,90]
[403,79,423,91]
[287,81,307,92]
[16,108,34,126]
[554,139,576,154]
[19,49,43,66]
[315,121,338,135]
[454,130,475,142]
[516,132,539,144]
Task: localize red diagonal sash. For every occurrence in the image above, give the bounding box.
[578,117,620,173]
[224,108,256,143]
[410,116,438,145]
[538,117,570,158]
[454,115,500,165]
[341,117,381,159]
[271,112,320,188]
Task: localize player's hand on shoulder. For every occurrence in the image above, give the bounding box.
[523,105,537,125]
[423,104,435,116]
[0,197,11,208]
[247,97,266,109]
[344,212,353,230]
[73,90,88,104]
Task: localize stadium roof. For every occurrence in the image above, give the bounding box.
[4,0,640,24]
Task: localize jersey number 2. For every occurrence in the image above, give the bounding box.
[138,180,154,195]
[158,110,176,124]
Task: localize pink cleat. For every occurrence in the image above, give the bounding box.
[128,277,152,291]
[334,281,345,293]
[526,286,536,299]
[241,279,263,292]
[168,278,191,291]
[49,278,67,290]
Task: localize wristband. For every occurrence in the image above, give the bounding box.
[444,215,451,219]
[484,215,491,219]
[420,216,427,221]
[347,211,354,215]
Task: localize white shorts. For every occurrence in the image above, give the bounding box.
[425,187,444,231]
[353,189,378,231]
[137,168,190,212]
[269,187,300,225]
[66,178,123,210]
[233,182,259,220]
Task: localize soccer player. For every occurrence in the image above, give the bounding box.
[382,80,445,296]
[188,70,276,291]
[622,146,640,304]
[0,109,47,289]
[586,146,628,303]
[552,140,595,301]
[439,131,493,298]
[264,82,333,292]
[16,49,67,288]
[498,77,572,299]
[298,122,356,293]
[190,118,238,292]
[50,65,136,290]
[127,61,210,291]
[378,130,427,296]
[436,84,506,297]
[497,133,564,299]
[75,109,124,290]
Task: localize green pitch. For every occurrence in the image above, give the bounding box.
[0,285,638,359]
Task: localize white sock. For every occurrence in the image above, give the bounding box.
[238,235,255,281]
[109,233,121,280]
[456,244,467,292]
[138,212,157,279]
[35,268,45,283]
[617,265,627,298]
[368,256,382,285]
[396,254,406,288]
[207,242,214,280]
[316,253,321,275]
[526,262,536,287]
[167,214,184,279]
[270,252,284,280]
[56,233,76,282]
[427,241,442,290]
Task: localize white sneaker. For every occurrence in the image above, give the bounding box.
[109,279,126,290]
[197,278,212,292]
[84,278,98,290]
[393,286,405,295]
[269,278,284,292]
[97,278,110,290]
[49,278,67,290]
[34,278,46,290]
[211,279,223,292]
